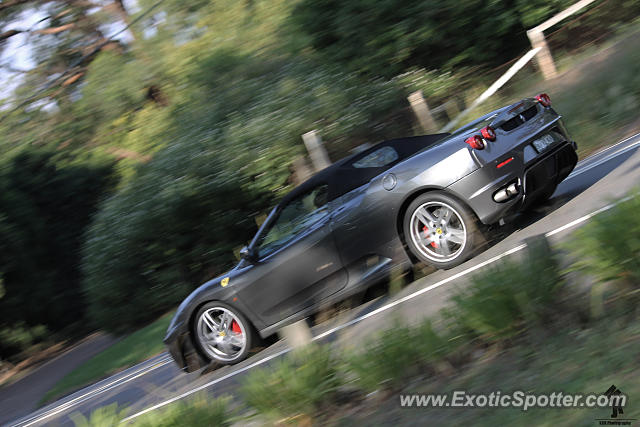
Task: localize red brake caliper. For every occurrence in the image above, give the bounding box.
[423,225,437,248]
[231,320,242,334]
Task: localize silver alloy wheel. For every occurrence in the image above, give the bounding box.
[196,306,247,362]
[409,201,467,262]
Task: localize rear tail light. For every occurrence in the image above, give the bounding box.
[481,126,496,141]
[465,135,484,150]
[535,93,551,107]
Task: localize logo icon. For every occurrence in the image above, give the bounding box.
[220,277,230,287]
[604,385,624,419]
[596,384,635,425]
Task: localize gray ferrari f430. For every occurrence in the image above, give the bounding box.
[165,93,577,370]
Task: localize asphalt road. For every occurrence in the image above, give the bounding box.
[7,133,640,427]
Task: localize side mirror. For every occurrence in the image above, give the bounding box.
[239,246,257,262]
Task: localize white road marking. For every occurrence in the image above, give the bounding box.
[11,356,173,427]
[544,195,634,238]
[17,133,640,426]
[121,349,293,423]
[567,133,640,179]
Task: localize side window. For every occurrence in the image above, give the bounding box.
[352,146,399,168]
[257,184,329,258]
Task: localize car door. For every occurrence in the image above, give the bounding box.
[236,183,347,327]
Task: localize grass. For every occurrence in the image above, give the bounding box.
[41,311,174,405]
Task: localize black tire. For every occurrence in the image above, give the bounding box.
[403,191,481,270]
[192,301,257,365]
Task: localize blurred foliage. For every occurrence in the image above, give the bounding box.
[0,149,115,357]
[289,0,640,77]
[241,345,341,421]
[70,403,129,427]
[289,0,575,77]
[567,194,640,317]
[545,0,640,54]
[443,239,565,345]
[71,395,231,427]
[0,323,48,362]
[82,49,413,332]
[346,319,450,392]
[289,0,521,76]
[132,395,231,427]
[552,36,640,155]
[82,142,260,332]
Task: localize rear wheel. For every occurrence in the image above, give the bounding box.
[403,192,480,269]
[193,302,256,365]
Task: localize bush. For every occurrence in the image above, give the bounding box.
[71,396,231,427]
[567,195,640,316]
[0,149,114,350]
[346,318,450,392]
[241,345,341,421]
[0,323,48,362]
[82,138,261,333]
[443,238,564,345]
[133,395,231,427]
[70,403,128,427]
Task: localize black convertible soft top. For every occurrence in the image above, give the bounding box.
[282,133,450,204]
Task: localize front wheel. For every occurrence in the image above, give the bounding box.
[193,302,256,365]
[403,192,481,269]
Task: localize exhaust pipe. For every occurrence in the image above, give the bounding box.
[493,182,519,203]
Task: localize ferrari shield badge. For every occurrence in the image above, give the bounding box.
[221,277,230,287]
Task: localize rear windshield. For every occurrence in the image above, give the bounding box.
[352,146,399,168]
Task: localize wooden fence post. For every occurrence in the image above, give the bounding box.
[526,0,599,80]
[408,90,438,133]
[527,30,558,80]
[291,155,313,185]
[279,319,313,349]
[302,130,331,172]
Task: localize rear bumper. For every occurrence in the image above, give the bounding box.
[522,142,577,204]
[448,141,577,224]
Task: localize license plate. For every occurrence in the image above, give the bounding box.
[532,134,555,153]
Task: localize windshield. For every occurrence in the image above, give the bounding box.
[255,184,329,258]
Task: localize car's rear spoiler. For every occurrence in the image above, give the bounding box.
[450,98,538,136]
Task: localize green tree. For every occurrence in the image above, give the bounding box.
[0,149,114,341]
